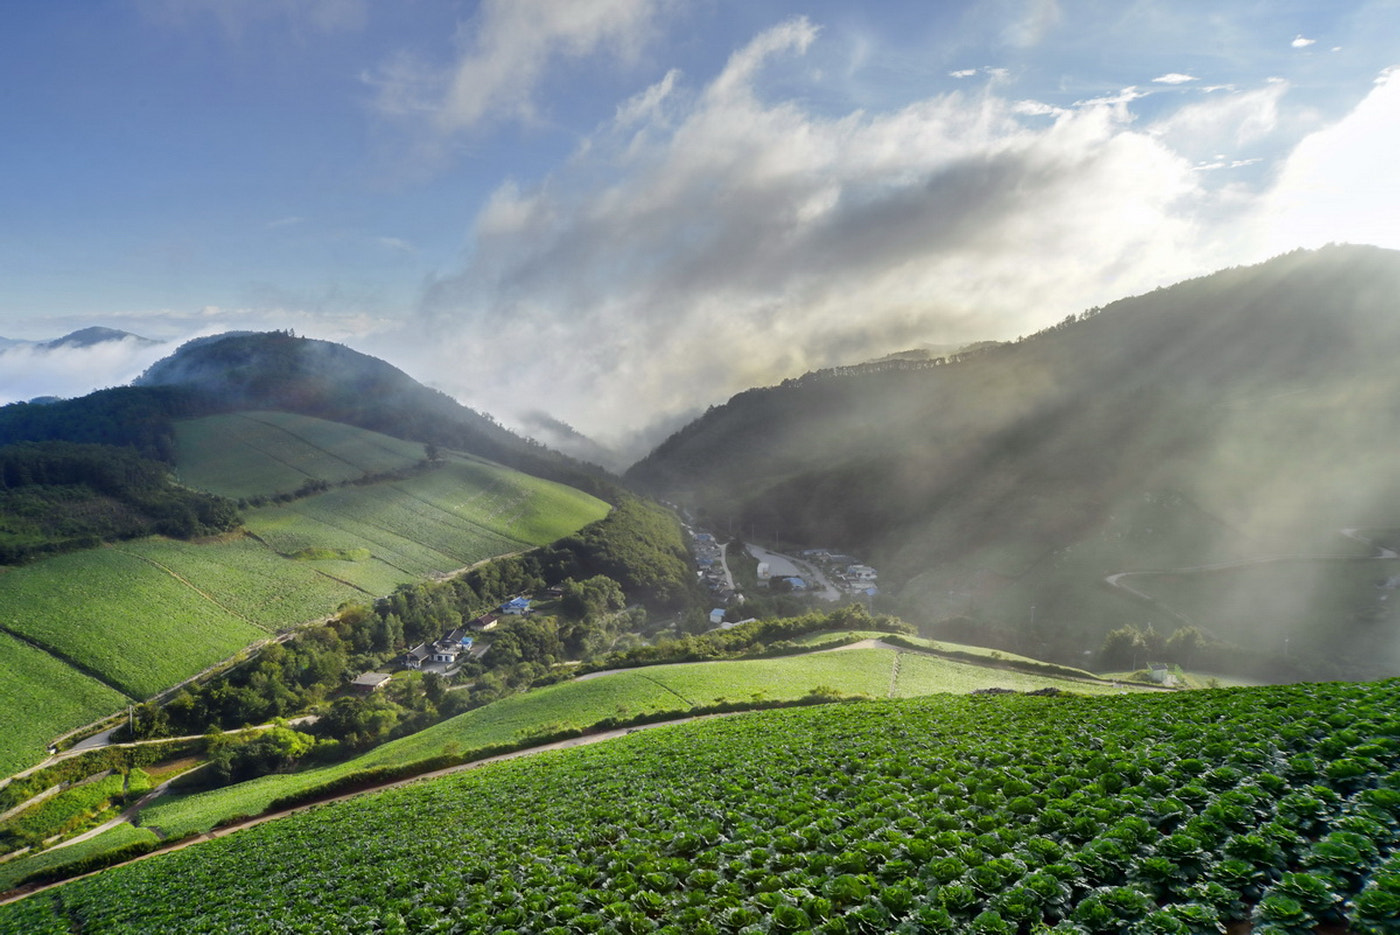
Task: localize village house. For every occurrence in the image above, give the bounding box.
[467,613,499,632]
[401,643,431,670]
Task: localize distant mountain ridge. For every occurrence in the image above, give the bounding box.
[0,327,154,351]
[0,331,620,502]
[627,244,1400,679]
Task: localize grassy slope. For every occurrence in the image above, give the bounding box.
[0,549,268,699]
[0,825,157,894]
[243,456,606,591]
[0,416,609,777]
[0,633,129,778]
[174,412,427,499]
[137,645,1133,838]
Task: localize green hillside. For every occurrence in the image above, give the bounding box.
[5,678,1398,932]
[110,642,1137,840]
[627,245,1400,681]
[0,633,128,778]
[173,411,429,500]
[0,417,610,778]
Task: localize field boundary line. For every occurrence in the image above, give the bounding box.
[241,413,368,475]
[0,624,133,702]
[634,673,695,707]
[110,548,265,632]
[383,480,534,550]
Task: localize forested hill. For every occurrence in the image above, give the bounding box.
[134,332,620,500]
[0,331,619,503]
[626,244,1400,678]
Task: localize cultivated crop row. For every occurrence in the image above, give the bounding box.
[174,413,427,500]
[7,679,1399,932]
[0,633,128,777]
[0,549,265,699]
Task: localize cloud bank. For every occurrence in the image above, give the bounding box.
[0,338,182,406]
[405,18,1245,452]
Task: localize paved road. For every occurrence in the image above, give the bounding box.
[746,545,841,601]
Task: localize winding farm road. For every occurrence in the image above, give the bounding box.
[1103,528,1400,622]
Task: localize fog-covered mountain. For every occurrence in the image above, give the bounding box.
[628,245,1400,679]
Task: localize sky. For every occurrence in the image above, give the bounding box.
[2,0,1399,458]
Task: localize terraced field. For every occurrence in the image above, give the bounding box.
[243,456,606,589]
[0,549,268,700]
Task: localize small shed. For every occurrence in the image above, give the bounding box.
[351,672,393,693]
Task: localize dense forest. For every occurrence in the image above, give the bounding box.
[0,386,210,463]
[0,441,241,563]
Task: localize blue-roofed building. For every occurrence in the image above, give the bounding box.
[501,596,531,615]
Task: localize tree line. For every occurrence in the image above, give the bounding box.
[0,440,241,564]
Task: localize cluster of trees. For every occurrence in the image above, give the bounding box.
[541,498,701,610]
[0,441,241,563]
[1096,622,1276,678]
[0,386,210,463]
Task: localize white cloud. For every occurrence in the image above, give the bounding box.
[1074,86,1147,107]
[0,338,182,406]
[949,69,979,78]
[406,20,1222,449]
[1152,73,1198,85]
[1149,81,1287,157]
[1259,67,1400,252]
[369,0,661,133]
[1292,35,1317,48]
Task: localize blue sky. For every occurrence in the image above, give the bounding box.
[2,1,1398,452]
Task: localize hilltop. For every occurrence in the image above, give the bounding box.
[136,331,620,500]
[627,245,1400,680]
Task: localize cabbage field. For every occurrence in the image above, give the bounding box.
[173,411,428,500]
[5,679,1399,933]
